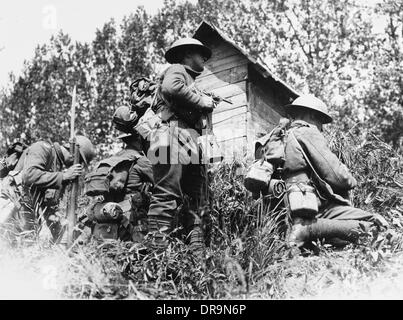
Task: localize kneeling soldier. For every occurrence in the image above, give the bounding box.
[85,106,154,242]
[250,95,382,247]
[0,136,95,242]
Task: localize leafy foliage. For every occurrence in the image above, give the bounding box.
[1,0,401,154]
[0,0,402,300]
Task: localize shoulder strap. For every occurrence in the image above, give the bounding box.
[150,83,160,112]
[255,128,276,158]
[289,130,322,181]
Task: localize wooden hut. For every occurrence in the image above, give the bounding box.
[193,21,299,160]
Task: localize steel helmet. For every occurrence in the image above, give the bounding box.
[112,106,138,133]
[75,135,96,165]
[164,38,212,64]
[285,94,333,124]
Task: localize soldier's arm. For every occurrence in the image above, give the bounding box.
[160,65,208,112]
[129,157,154,186]
[136,156,154,185]
[296,127,357,192]
[22,142,63,189]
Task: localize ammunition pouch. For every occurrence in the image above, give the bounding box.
[84,170,111,197]
[84,157,135,197]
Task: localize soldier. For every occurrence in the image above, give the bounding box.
[253,95,381,247]
[0,135,95,242]
[84,106,154,241]
[146,38,215,256]
[0,142,28,179]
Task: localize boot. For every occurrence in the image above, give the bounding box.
[187,223,205,260]
[183,209,206,260]
[146,216,173,251]
[288,218,372,247]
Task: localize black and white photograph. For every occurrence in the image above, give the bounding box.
[0,0,402,307]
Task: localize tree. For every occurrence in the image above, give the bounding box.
[1,0,401,155]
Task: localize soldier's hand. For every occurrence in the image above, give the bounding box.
[200,96,215,113]
[62,164,83,182]
[5,153,19,169]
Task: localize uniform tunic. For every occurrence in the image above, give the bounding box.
[262,120,373,221]
[21,141,64,190]
[0,141,65,236]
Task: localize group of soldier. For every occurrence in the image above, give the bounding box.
[0,36,383,259]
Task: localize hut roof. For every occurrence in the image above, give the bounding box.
[193,20,300,98]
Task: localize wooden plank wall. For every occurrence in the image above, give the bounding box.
[195,37,249,160]
[246,66,292,156]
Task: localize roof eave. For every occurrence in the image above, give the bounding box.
[193,20,300,98]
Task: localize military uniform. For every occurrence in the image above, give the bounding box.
[86,147,154,241]
[1,136,95,242]
[0,150,27,230]
[106,147,153,232]
[147,63,209,250]
[0,141,65,238]
[282,120,372,221]
[255,94,375,245]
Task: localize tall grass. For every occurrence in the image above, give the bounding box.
[1,129,402,299]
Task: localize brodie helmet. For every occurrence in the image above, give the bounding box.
[112,106,138,133]
[164,38,212,64]
[284,94,333,124]
[75,135,96,165]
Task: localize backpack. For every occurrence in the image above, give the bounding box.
[84,154,139,197]
[113,77,163,140]
[244,119,290,195]
[0,142,28,179]
[129,77,161,117]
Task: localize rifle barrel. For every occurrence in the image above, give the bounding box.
[66,85,78,247]
[67,142,80,246]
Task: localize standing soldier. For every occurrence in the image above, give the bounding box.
[147,38,215,256]
[0,136,95,242]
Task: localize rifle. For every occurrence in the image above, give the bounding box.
[197,90,232,163]
[66,86,80,246]
[199,89,233,107]
[197,89,233,131]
